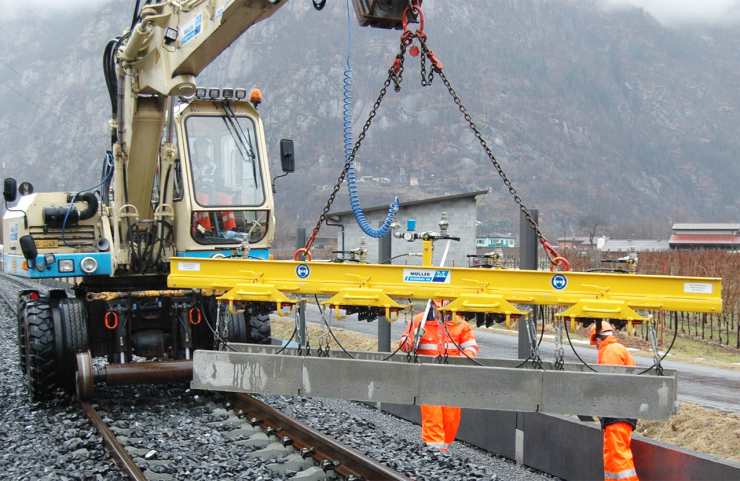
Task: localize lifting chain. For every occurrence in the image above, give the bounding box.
[404,305,413,363]
[648,319,664,376]
[526,317,543,370]
[295,305,303,356]
[436,318,444,364]
[305,323,312,356]
[553,318,565,371]
[220,301,230,349]
[317,315,326,357]
[213,299,222,351]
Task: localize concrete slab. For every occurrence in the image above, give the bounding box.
[540,371,677,420]
[191,351,302,395]
[418,363,542,411]
[302,357,418,404]
[192,350,679,419]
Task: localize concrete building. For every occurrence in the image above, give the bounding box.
[327,191,487,266]
[669,223,740,249]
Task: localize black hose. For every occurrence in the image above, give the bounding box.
[130,0,142,31]
[514,312,545,368]
[314,295,356,359]
[442,321,484,366]
[638,312,678,375]
[275,327,297,355]
[565,319,598,372]
[75,192,99,220]
[380,254,411,264]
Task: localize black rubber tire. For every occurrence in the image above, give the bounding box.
[59,298,89,354]
[17,293,32,374]
[246,312,271,345]
[25,299,58,402]
[224,313,249,344]
[59,298,89,391]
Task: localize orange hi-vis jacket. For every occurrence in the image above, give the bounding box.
[597,336,636,367]
[598,335,639,481]
[399,311,479,358]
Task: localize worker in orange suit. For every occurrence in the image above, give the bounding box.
[399,300,479,451]
[590,320,639,481]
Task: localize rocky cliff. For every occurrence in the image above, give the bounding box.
[1,0,739,238]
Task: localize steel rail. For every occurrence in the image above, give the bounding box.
[79,401,148,481]
[0,275,147,480]
[229,393,412,481]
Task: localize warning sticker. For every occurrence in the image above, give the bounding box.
[403,269,450,284]
[684,282,713,294]
[181,13,203,46]
[178,262,201,272]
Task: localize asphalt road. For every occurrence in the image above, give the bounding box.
[300,303,740,413]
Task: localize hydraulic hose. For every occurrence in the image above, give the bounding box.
[343,0,399,238]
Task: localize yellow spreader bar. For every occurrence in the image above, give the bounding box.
[168,257,722,322]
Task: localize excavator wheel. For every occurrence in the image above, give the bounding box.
[246,311,271,345]
[59,298,90,391]
[222,312,249,344]
[16,292,33,374]
[25,298,58,402]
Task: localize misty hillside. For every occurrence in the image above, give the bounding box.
[1,0,739,239]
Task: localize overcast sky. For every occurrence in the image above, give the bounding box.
[2,0,109,21]
[599,0,740,25]
[3,0,740,26]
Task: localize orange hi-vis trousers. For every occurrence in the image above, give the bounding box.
[603,422,639,481]
[421,405,461,451]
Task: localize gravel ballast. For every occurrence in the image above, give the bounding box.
[0,278,556,480]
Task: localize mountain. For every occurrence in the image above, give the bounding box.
[2,0,740,239]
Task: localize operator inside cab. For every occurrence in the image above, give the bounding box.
[185,114,270,245]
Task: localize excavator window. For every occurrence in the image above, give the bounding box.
[185,115,265,208]
[185,114,268,244]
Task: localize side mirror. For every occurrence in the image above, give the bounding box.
[4,178,17,203]
[279,139,295,173]
[19,235,38,269]
[18,182,34,196]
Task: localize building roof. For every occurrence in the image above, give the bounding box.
[600,240,670,252]
[669,234,740,245]
[555,236,602,245]
[328,191,488,219]
[672,223,740,231]
[478,232,515,239]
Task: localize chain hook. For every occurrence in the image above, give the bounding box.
[401,4,425,39]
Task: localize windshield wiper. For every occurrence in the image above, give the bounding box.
[221,102,258,182]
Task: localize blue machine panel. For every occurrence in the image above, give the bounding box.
[3,252,112,279]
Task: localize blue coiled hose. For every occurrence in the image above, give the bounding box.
[344,0,399,238]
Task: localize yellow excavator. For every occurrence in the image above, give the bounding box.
[3,0,420,402]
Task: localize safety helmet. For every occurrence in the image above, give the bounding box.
[432,299,449,308]
[589,320,615,345]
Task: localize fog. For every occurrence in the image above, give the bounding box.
[599,0,740,26]
[3,0,109,20]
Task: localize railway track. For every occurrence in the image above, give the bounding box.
[1,273,412,481]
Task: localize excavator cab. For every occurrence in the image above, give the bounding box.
[172,91,281,257]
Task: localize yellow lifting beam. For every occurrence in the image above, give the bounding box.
[168,256,722,321]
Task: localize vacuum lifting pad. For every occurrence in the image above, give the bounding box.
[191,348,678,420]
